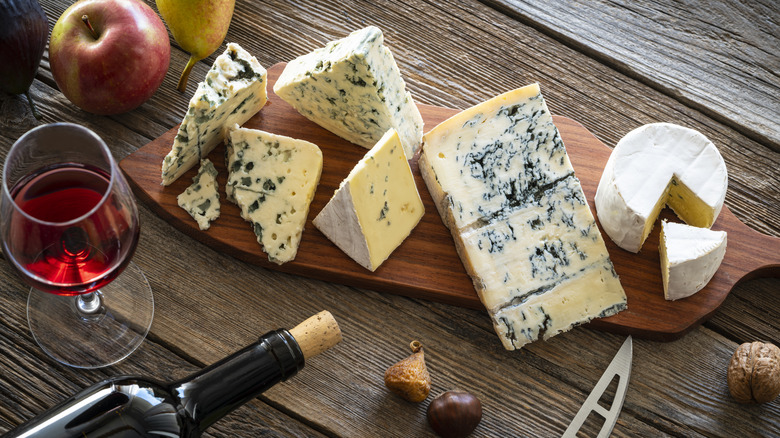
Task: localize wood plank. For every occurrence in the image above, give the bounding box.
[479,0,780,151]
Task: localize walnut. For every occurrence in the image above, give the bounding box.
[727,341,780,403]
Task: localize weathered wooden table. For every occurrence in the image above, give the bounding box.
[1,1,778,436]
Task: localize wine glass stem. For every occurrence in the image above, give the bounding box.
[76,292,102,315]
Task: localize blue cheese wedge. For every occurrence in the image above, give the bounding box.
[226,126,323,264]
[659,220,727,301]
[419,84,627,350]
[273,26,423,159]
[177,159,220,230]
[313,129,424,271]
[162,43,267,185]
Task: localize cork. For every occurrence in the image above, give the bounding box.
[289,310,342,359]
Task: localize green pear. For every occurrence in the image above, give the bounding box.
[155,0,235,92]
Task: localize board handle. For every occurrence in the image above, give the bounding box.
[729,218,780,285]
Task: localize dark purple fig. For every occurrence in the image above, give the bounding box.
[0,0,49,119]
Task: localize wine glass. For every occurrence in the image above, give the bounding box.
[1,123,153,369]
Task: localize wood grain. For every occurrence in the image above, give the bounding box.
[121,63,780,342]
[480,0,780,151]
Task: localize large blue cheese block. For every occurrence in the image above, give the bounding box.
[419,84,627,350]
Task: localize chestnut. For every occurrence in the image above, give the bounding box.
[426,390,482,438]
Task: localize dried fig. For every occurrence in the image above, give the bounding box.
[384,340,431,402]
[727,341,780,403]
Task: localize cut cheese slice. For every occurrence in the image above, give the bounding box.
[226,126,323,264]
[659,220,727,301]
[455,176,613,313]
[493,261,626,348]
[419,84,626,350]
[314,129,424,271]
[273,26,423,159]
[594,123,728,252]
[177,159,220,230]
[162,43,267,185]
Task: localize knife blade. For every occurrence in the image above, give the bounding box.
[562,336,632,438]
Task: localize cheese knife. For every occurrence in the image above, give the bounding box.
[562,336,632,438]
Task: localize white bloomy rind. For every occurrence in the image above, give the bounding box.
[660,220,727,301]
[594,123,728,253]
[314,129,424,271]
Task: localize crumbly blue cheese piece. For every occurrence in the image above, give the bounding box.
[273,26,423,159]
[226,126,323,264]
[419,84,627,350]
[162,43,267,185]
[177,159,220,230]
[493,261,625,349]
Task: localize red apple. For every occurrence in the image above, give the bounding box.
[49,0,170,115]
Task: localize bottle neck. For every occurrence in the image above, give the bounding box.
[172,329,305,433]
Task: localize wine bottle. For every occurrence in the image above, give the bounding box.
[5,311,342,438]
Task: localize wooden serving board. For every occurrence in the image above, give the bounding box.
[120,63,780,341]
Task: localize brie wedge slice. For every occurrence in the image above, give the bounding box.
[659,220,727,301]
[595,123,728,252]
[313,129,424,271]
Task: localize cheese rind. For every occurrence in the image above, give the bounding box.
[660,220,727,301]
[420,84,626,350]
[273,26,423,159]
[177,159,220,230]
[162,43,267,185]
[314,129,424,271]
[226,126,323,264]
[594,123,728,252]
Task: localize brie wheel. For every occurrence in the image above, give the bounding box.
[659,220,727,301]
[595,123,728,252]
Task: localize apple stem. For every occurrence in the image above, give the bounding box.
[81,15,99,40]
[25,90,42,120]
[177,56,199,93]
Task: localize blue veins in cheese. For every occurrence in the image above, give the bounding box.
[226,125,323,265]
[313,129,424,271]
[177,159,220,230]
[419,84,627,350]
[273,26,424,159]
[162,43,268,186]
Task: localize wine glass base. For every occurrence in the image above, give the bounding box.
[27,261,154,369]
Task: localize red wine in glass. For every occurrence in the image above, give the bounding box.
[8,163,139,296]
[1,123,153,369]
